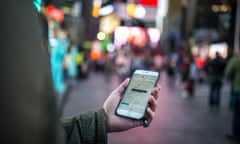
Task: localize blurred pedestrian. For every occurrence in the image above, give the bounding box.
[50,28,69,95]
[152,50,164,72]
[115,49,131,83]
[1,1,161,144]
[225,49,240,142]
[63,41,78,79]
[103,52,113,81]
[204,52,225,108]
[179,54,191,98]
[188,56,198,97]
[130,51,145,73]
[166,56,176,86]
[60,41,79,113]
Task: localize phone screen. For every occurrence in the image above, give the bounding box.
[116,70,159,119]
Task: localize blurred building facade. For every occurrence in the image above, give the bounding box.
[44,0,239,58]
[163,0,238,54]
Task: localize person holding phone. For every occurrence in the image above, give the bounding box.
[0,1,161,144]
[62,77,160,143]
[103,77,161,132]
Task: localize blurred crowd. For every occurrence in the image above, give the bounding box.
[49,25,231,106]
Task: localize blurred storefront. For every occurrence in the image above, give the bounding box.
[161,0,238,64]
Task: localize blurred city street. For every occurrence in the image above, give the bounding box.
[62,71,237,144]
[2,1,240,144]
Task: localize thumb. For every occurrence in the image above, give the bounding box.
[116,78,129,96]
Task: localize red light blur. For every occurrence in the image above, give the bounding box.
[138,0,158,7]
[46,5,64,23]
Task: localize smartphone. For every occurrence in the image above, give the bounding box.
[116,69,160,120]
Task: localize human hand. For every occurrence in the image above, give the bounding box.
[103,78,161,133]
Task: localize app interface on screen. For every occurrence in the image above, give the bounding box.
[118,73,158,114]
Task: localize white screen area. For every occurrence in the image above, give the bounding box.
[118,73,158,115]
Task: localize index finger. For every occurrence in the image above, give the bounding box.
[116,78,130,96]
[151,83,161,99]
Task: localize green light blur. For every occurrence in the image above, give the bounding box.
[33,0,43,12]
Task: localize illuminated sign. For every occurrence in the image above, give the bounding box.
[139,0,158,7]
[114,26,160,49]
[99,13,121,34]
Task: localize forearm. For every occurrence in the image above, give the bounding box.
[61,109,107,144]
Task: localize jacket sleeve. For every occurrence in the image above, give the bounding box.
[225,58,235,80]
[61,109,107,144]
